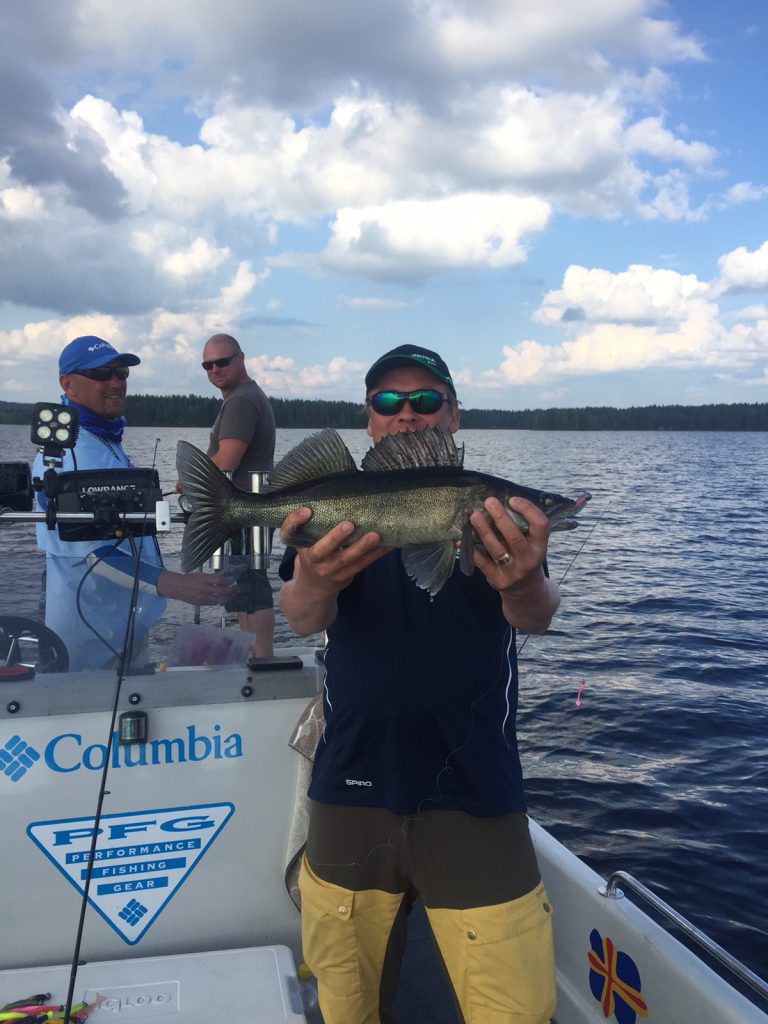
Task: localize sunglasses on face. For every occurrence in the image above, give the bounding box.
[368,388,451,416]
[71,366,130,382]
[202,353,239,370]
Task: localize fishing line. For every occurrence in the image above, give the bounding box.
[62,443,161,1024]
[516,500,611,659]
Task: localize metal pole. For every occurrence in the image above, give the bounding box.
[209,471,234,571]
[248,471,271,571]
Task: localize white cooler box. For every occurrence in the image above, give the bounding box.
[0,946,306,1023]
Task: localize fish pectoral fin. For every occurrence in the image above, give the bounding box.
[459,521,476,576]
[401,541,457,596]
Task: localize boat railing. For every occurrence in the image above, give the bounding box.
[600,869,768,1003]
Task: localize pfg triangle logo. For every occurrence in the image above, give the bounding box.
[27,803,234,944]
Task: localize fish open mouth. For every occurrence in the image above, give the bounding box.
[549,491,592,531]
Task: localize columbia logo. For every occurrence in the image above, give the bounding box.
[87,342,109,351]
[119,898,149,926]
[1,735,41,782]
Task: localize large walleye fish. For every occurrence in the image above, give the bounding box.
[176,427,591,595]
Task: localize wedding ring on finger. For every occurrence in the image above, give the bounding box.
[494,550,511,566]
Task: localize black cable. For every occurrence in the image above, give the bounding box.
[72,437,164,663]
[74,537,124,662]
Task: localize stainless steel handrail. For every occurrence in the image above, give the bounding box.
[0,508,180,529]
[600,870,768,1003]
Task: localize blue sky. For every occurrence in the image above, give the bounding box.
[1,0,766,410]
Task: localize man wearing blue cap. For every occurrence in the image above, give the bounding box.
[34,336,235,672]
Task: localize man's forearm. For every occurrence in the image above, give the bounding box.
[280,577,339,636]
[209,437,248,474]
[500,568,560,634]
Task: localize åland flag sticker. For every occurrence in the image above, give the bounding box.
[27,803,235,944]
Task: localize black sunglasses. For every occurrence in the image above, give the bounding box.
[71,366,130,382]
[202,353,239,371]
[368,388,451,416]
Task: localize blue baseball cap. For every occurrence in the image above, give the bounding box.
[59,336,141,375]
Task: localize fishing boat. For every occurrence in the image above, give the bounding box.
[1,436,766,1024]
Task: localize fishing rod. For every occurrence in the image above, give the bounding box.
[61,439,161,1024]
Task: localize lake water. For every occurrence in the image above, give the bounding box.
[1,423,766,983]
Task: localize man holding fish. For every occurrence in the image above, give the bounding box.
[278,345,561,1024]
[177,343,588,1020]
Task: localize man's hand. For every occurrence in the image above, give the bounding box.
[283,507,389,592]
[157,570,236,606]
[470,497,560,633]
[279,507,391,635]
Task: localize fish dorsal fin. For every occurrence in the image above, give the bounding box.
[361,427,464,473]
[268,428,358,489]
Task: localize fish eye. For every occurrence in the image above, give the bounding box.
[542,495,554,507]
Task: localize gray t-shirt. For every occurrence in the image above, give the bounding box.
[208,378,276,490]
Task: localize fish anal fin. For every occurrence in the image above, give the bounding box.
[401,540,457,596]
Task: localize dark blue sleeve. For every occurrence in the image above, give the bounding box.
[278,546,297,582]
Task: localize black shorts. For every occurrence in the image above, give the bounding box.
[225,559,274,613]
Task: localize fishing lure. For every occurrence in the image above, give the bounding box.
[0,1002,51,1015]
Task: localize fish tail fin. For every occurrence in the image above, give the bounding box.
[176,440,240,571]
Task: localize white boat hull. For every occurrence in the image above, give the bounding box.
[1,652,765,1023]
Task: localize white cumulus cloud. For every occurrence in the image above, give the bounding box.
[713,241,768,296]
[535,263,712,326]
[276,193,552,282]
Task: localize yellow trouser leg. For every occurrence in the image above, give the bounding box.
[426,884,556,1024]
[299,855,404,1024]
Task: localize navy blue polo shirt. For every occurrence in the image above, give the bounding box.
[281,549,527,816]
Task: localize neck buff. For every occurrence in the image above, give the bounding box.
[62,395,126,443]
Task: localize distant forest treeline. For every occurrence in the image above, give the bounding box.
[1,395,767,431]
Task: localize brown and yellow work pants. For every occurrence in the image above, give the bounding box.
[299,803,556,1024]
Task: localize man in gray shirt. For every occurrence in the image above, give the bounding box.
[202,333,276,655]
